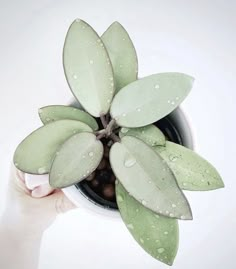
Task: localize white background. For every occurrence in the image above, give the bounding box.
[0,0,236,268]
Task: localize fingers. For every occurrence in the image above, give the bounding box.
[31,183,54,198]
[9,163,31,195]
[10,162,77,214]
[52,191,77,214]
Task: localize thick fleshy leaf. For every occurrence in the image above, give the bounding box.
[13,120,92,174]
[110,136,192,220]
[49,132,103,188]
[110,73,194,127]
[116,182,179,265]
[39,105,98,131]
[63,19,115,117]
[155,142,224,191]
[119,125,165,147]
[101,21,138,93]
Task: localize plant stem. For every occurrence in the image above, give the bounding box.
[105,113,110,123]
[100,114,108,128]
[106,119,116,136]
[96,132,106,140]
[110,133,121,143]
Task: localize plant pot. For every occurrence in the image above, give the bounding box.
[62,102,194,218]
[25,102,194,219]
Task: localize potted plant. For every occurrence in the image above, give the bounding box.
[13,19,224,266]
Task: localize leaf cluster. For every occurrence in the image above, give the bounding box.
[13,19,224,266]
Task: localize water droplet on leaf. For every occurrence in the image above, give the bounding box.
[169,154,178,162]
[117,195,124,202]
[124,157,136,168]
[157,248,165,254]
[142,200,147,206]
[140,238,144,244]
[89,152,94,157]
[121,127,129,133]
[38,167,46,174]
[127,223,134,230]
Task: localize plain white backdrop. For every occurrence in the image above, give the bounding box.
[0,0,235,268]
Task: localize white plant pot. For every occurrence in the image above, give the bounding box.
[25,105,194,219]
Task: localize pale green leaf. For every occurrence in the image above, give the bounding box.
[102,21,138,93]
[155,142,224,191]
[50,132,103,188]
[39,105,98,131]
[119,124,165,147]
[116,181,179,265]
[13,120,92,174]
[63,19,115,117]
[110,73,194,127]
[110,136,192,220]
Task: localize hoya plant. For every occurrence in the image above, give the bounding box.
[14,19,224,265]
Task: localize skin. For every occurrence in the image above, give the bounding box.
[0,164,76,269]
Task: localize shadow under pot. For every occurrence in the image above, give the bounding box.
[75,107,193,211]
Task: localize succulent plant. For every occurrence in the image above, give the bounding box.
[13,19,224,266]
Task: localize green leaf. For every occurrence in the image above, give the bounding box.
[101,21,138,93]
[50,132,103,188]
[155,142,224,191]
[110,136,192,220]
[13,120,92,174]
[119,125,165,147]
[110,73,194,127]
[63,19,115,117]
[116,182,179,265]
[39,105,98,131]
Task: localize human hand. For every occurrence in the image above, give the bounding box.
[2,163,76,234]
[0,163,77,269]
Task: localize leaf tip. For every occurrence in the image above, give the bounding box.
[111,21,123,28]
[181,210,193,221]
